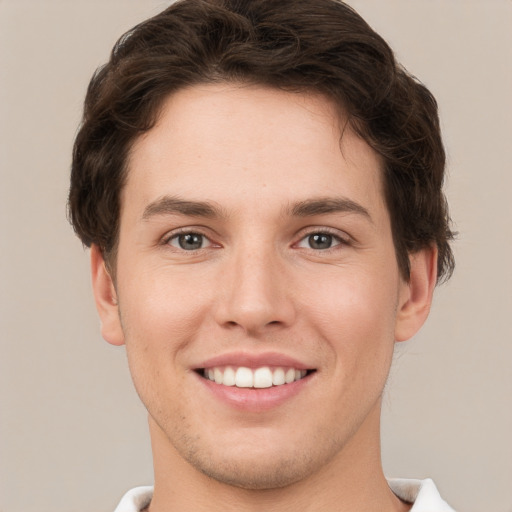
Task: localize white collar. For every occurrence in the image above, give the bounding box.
[388,478,455,511]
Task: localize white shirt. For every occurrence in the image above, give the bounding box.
[113,478,455,511]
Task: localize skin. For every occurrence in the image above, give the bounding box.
[91,84,437,511]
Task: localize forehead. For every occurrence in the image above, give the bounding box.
[124,84,385,222]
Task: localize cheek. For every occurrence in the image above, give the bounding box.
[307,267,399,376]
[310,262,398,326]
[118,289,203,424]
[116,267,213,385]
[119,263,213,335]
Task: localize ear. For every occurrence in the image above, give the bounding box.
[394,246,438,342]
[90,244,125,346]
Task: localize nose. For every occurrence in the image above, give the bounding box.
[214,244,296,336]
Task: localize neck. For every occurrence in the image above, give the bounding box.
[146,401,410,512]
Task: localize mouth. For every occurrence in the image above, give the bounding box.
[196,366,316,389]
[193,352,317,410]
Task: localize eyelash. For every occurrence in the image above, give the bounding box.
[295,228,350,251]
[162,227,350,252]
[162,228,217,251]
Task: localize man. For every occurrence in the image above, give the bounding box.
[68,0,456,510]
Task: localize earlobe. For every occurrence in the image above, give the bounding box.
[90,245,125,346]
[394,246,438,342]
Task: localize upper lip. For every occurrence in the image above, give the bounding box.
[195,351,314,370]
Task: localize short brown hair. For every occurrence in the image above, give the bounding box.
[68,0,455,282]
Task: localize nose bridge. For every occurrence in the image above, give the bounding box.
[216,236,294,333]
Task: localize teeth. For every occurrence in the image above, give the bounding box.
[223,366,236,386]
[235,367,253,388]
[272,367,285,386]
[203,366,309,388]
[253,367,273,388]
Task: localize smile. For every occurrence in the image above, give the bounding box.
[201,366,311,388]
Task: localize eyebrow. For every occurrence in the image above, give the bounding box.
[141,195,372,223]
[142,196,225,220]
[288,197,372,223]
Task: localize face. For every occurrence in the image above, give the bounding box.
[93,84,433,490]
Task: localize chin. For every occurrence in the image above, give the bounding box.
[187,449,317,490]
[169,424,342,491]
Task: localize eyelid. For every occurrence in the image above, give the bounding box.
[161,227,220,249]
[159,225,352,250]
[294,227,352,248]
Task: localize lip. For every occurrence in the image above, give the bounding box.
[196,371,314,412]
[196,351,312,370]
[193,351,316,412]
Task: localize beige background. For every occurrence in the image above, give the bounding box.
[1,1,511,511]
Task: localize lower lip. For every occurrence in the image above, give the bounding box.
[196,372,313,412]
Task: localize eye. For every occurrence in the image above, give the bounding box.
[297,232,342,250]
[168,232,210,250]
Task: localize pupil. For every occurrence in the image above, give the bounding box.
[309,233,332,249]
[179,233,202,250]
